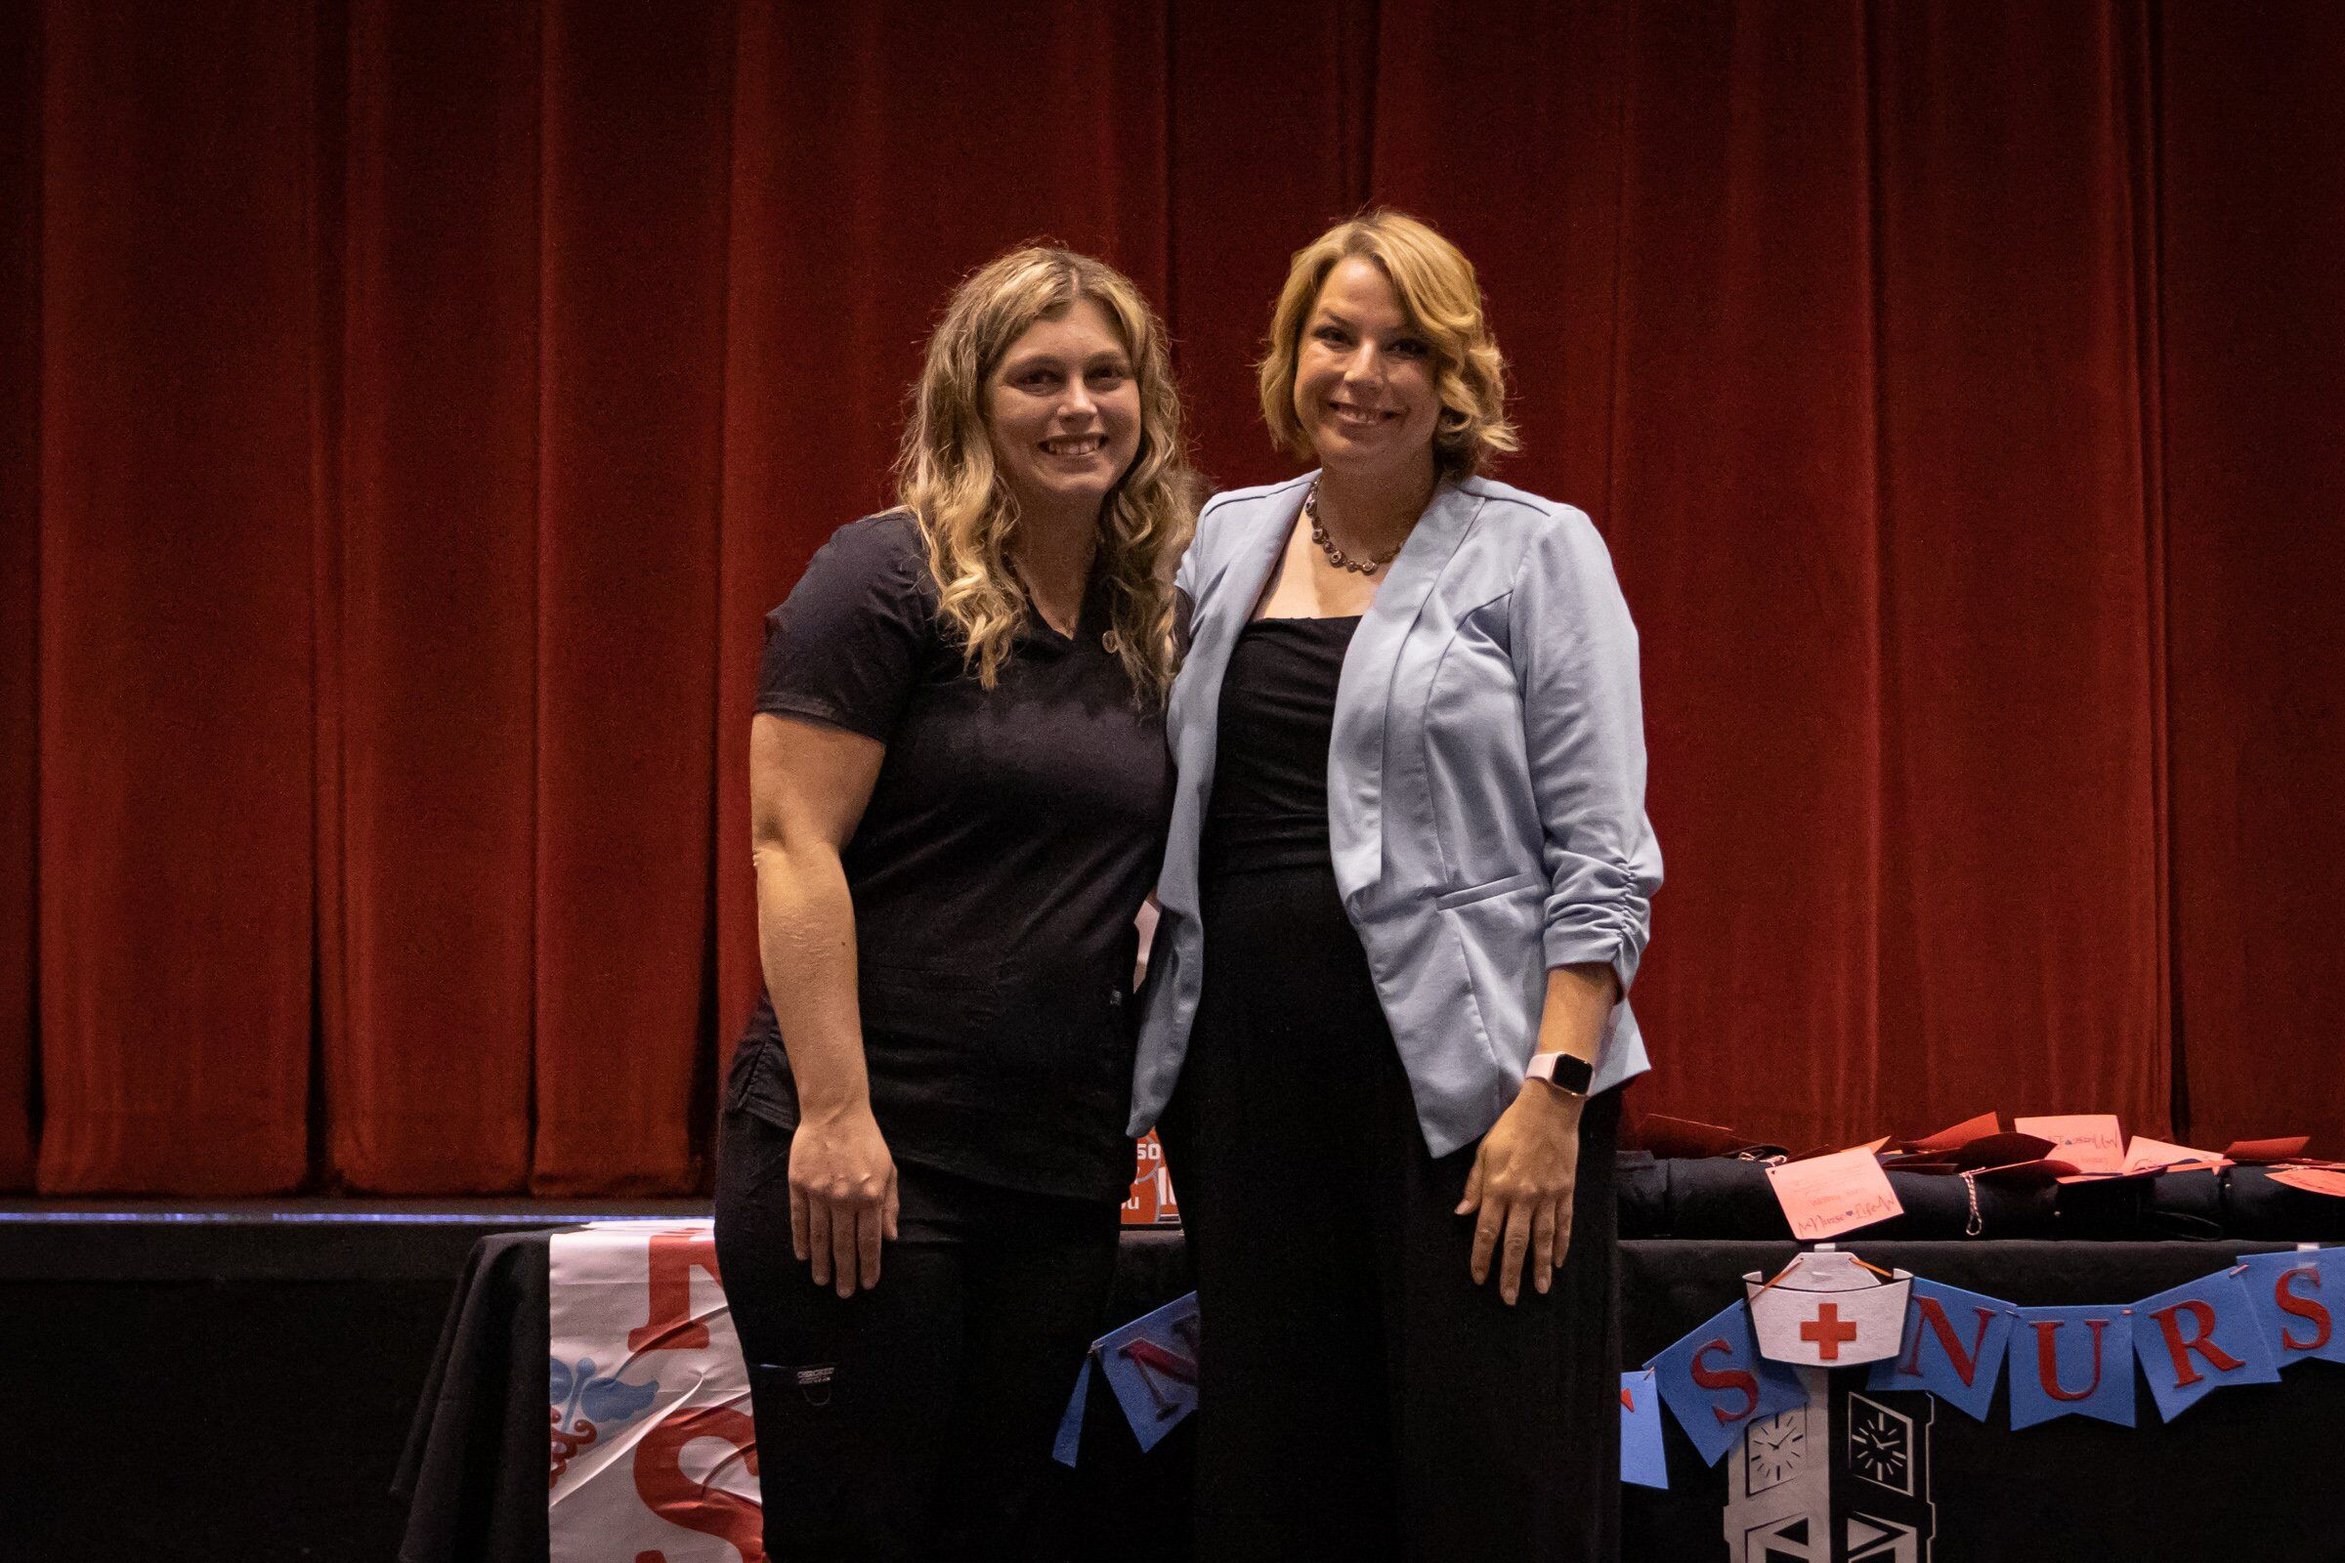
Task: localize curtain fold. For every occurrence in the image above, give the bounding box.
[2159,3,2345,1152]
[34,0,321,1192]
[0,0,40,1189]
[333,0,542,1191]
[2,0,2337,1192]
[527,0,734,1197]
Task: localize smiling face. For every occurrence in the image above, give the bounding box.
[1292,255,1444,486]
[985,296,1143,523]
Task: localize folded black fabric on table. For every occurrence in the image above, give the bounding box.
[1615,1154,2345,1241]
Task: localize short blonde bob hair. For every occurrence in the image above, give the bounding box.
[1258,211,1517,481]
[897,247,1198,701]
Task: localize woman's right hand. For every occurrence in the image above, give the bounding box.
[788,1103,900,1298]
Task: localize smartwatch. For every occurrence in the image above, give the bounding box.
[1525,1051,1595,1098]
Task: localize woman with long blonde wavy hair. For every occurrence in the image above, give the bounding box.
[713,246,1197,1560]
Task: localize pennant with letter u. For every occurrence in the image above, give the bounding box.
[2009,1305,2135,1429]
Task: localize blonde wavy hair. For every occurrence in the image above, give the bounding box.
[1259,211,1518,481]
[896,247,1198,701]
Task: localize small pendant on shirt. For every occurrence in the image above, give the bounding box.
[1101,629,1123,655]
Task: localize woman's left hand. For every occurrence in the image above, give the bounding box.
[1457,1082,1586,1305]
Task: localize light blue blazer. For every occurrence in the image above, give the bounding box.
[1129,471,1663,1158]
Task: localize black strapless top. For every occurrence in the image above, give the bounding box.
[1201,616,1360,878]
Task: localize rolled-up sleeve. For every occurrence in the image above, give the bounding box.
[1508,507,1663,988]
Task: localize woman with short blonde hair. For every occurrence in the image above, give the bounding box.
[1135,210,1660,1561]
[715,245,1196,1559]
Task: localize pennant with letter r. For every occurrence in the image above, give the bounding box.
[2132,1269,2281,1422]
[1650,1298,1806,1466]
[2236,1248,2345,1369]
[2009,1305,2136,1429]
[1865,1277,2015,1422]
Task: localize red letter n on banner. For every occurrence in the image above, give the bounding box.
[1690,1339,1760,1425]
[630,1232,725,1352]
[1899,1297,1997,1386]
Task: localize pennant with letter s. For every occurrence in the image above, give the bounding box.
[2236,1248,2345,1369]
[1650,1298,1806,1465]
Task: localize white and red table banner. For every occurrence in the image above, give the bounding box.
[548,1220,764,1563]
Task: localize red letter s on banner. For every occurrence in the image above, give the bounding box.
[631,1404,764,1563]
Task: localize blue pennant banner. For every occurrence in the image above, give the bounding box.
[1094,1290,1201,1454]
[2008,1305,2136,1429]
[1651,1297,1807,1465]
[2132,1269,2282,1422]
[2236,1247,2345,1369]
[1866,1277,2015,1422]
[1050,1352,1094,1468]
[1620,1368,1668,1490]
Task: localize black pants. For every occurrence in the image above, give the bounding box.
[1162,865,1625,1563]
[711,1108,1122,1563]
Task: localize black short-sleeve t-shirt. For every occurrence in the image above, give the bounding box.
[728,511,1175,1202]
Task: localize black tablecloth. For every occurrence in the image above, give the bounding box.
[399,1232,2345,1563]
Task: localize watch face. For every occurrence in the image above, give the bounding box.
[1533,1053,1594,1093]
[1743,1406,1808,1494]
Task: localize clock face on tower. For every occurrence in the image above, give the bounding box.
[1848,1396,1914,1494]
[1743,1405,1809,1494]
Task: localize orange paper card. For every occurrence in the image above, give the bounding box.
[2269,1168,2345,1199]
[1766,1145,1904,1240]
[1911,1111,2001,1153]
[2120,1135,2230,1173]
[2014,1114,2126,1176]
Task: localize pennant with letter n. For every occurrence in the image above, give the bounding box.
[1866,1277,2016,1422]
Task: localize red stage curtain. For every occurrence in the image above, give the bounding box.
[2160,4,2345,1152]
[4,1,2338,1193]
[0,0,38,1188]
[32,0,321,1192]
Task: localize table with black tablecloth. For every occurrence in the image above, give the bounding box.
[398,1213,2345,1561]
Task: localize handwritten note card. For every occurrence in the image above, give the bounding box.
[2014,1114,2126,1175]
[1766,1145,1904,1240]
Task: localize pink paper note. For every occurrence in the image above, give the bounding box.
[2014,1114,2126,1176]
[2120,1135,2230,1173]
[1766,1145,1905,1240]
[2269,1168,2345,1199]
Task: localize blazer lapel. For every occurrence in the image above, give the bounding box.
[1328,480,1483,903]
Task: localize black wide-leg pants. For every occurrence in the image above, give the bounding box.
[1160,865,1624,1563]
[712,1109,1121,1563]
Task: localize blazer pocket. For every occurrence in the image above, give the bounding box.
[1434,869,1545,912]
